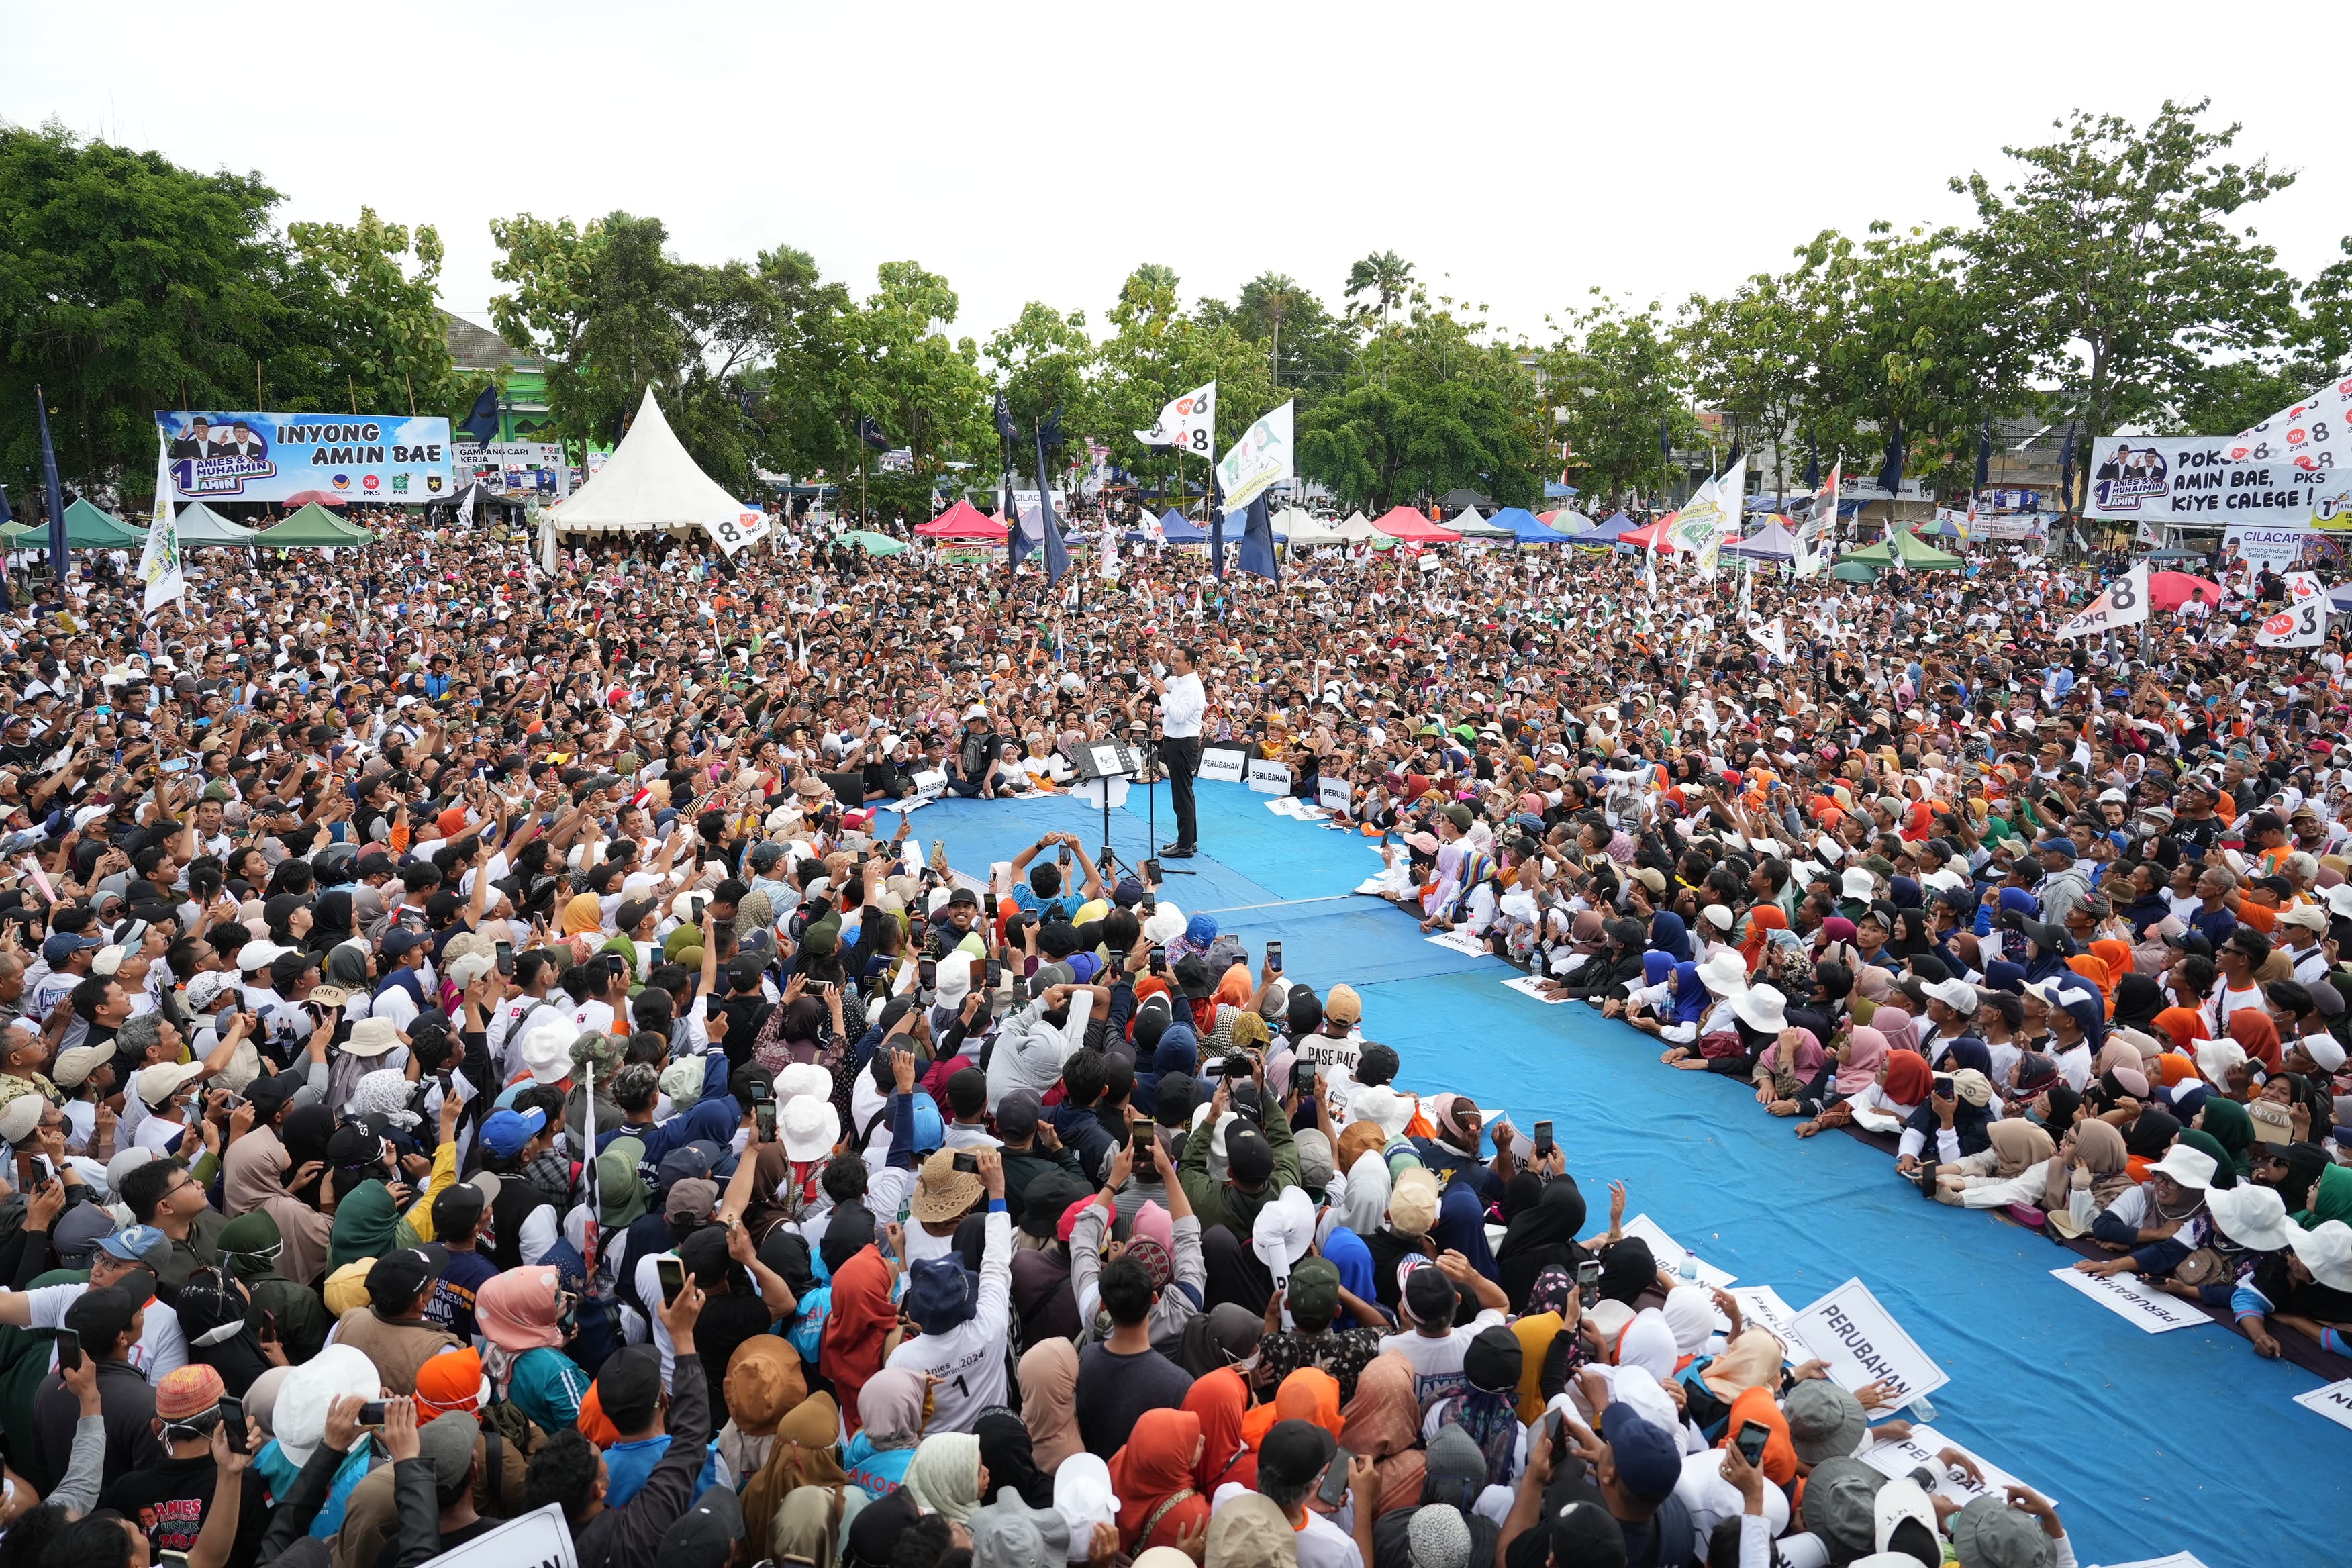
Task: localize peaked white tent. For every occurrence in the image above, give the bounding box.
[546,387,745,534]
[1267,505,1316,540]
[1444,505,1514,539]
[1282,512,1350,546]
[171,501,261,548]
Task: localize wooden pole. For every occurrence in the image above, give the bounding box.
[404,373,415,416]
[348,375,358,415]
[255,358,264,408]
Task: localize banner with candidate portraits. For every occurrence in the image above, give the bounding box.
[2081,434,2340,524]
[154,410,453,503]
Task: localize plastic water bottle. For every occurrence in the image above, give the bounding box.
[1677,1255,1698,1285]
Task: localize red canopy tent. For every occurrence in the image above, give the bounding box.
[1369,505,1461,542]
[914,499,1007,539]
[2149,571,2225,611]
[1619,518,1674,551]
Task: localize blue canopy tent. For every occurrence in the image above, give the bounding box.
[1489,507,1572,544]
[1159,511,1208,544]
[1723,518,1800,562]
[1575,511,1641,546]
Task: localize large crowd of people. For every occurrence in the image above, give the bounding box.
[0,497,2341,1568]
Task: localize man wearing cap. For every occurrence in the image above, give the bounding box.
[95,1362,270,1565]
[424,1182,497,1343]
[1214,1417,1377,1568]
[0,1222,189,1379]
[27,1285,160,1494]
[336,1246,462,1393]
[1177,1070,1303,1246]
[885,1148,1013,1434]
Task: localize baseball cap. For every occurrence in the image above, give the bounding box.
[48,1044,113,1089]
[1324,983,1363,1026]
[1256,1418,1336,1490]
[994,1089,1042,1143]
[366,1244,449,1314]
[596,1344,665,1424]
[479,1107,547,1159]
[1402,1259,1458,1326]
[95,1224,171,1267]
[1285,1257,1341,1321]
[658,1484,747,1568]
[1600,1404,1681,1504]
[415,1411,480,1491]
[40,932,101,966]
[430,1181,487,1234]
[1226,1127,1275,1188]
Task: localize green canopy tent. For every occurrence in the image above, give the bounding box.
[64,499,145,549]
[171,502,262,548]
[1836,530,1964,572]
[838,529,908,556]
[253,503,375,549]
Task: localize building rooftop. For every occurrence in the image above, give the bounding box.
[442,311,545,374]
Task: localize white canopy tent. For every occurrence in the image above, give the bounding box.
[1444,505,1515,539]
[1281,511,1349,546]
[545,386,745,534]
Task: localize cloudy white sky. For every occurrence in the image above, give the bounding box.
[7,2,2348,358]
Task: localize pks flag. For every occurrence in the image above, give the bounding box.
[1214,400,1293,513]
[701,507,772,557]
[139,434,186,614]
[2055,562,2151,639]
[1747,616,1789,663]
[1134,381,1216,455]
[2256,571,2329,648]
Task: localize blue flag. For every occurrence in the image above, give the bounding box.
[856,416,893,451]
[1210,475,1226,580]
[1802,448,1820,491]
[992,391,1019,444]
[1033,422,1069,585]
[37,389,68,585]
[1236,492,1278,582]
[2058,423,2077,511]
[458,385,499,446]
[1974,418,1992,493]
[1876,423,1906,498]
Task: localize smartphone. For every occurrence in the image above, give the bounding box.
[358,1400,389,1427]
[656,1256,687,1308]
[1734,1419,1771,1469]
[909,916,926,942]
[605,952,629,981]
[951,1151,981,1175]
[54,1326,81,1373]
[747,1079,774,1104]
[755,1102,776,1143]
[1148,944,1167,976]
[1533,1119,1555,1160]
[1267,940,1283,974]
[219,1394,247,1455]
[918,957,938,990]
[1543,1408,1570,1463]
[986,959,1003,991]
[1316,1446,1355,1510]
[1144,857,1162,882]
[160,758,191,774]
[1933,1074,1955,1099]
[495,940,514,977]
[1575,1259,1602,1300]
[1142,894,1157,916]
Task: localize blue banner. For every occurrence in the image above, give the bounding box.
[152,410,453,503]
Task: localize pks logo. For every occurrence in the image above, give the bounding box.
[2288,428,2308,445]
[2230,445,2251,460]
[362,475,381,491]
[331,473,351,491]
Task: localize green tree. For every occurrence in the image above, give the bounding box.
[0,121,287,496]
[1299,378,1538,512]
[1951,99,2300,439]
[1225,273,1354,411]
[1677,272,1812,498]
[837,261,991,513]
[277,207,464,420]
[1092,264,1280,506]
[1534,295,1694,508]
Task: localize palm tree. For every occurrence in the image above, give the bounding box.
[1239,273,1308,390]
[1344,251,1414,333]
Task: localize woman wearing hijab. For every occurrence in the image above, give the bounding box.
[2196,1097,2258,1180]
[1595,1236,1659,1308]
[171,1267,275,1396]
[1108,1408,1210,1555]
[2045,1119,2137,1239]
[1240,1367,1343,1451]
[773,1485,867,1568]
[2154,1006,2210,1057]
[1647,910,1694,964]
[975,1408,1053,1508]
[903,1431,984,1524]
[1179,1367,1257,1496]
[561,891,607,944]
[1872,1005,1924,1058]
[1336,1122,1392,1240]
[842,1369,926,1496]
[2174,1128,2239,1190]
[1753,1027,1826,1116]
[2255,1142,2332,1216]
[1934,1118,2056,1208]
[2112,974,2166,1037]
[2228,1010,2284,1075]
[475,1265,585,1434]
[1337,1353,1424,1518]
[2118,1106,2183,1182]
[1897,1066,1996,1179]
[1015,1340,1081,1471]
[1494,1176,1588,1314]
[823,1238,899,1432]
[328,1179,408,1269]
[1430,1183,1500,1294]
[743,1393,849,1549]
[1810,1038,1932,1138]
[1738,904,1789,975]
[308,889,358,955]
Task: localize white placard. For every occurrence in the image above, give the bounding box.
[1072,777,1130,810]
[418,1503,577,1568]
[1425,927,1487,956]
[1857,1422,2051,1508]
[1792,1277,1949,1406]
[2291,1375,2352,1433]
[1318,776,1355,812]
[1500,975,1573,1005]
[1724,1286,1806,1352]
[1246,757,1293,795]
[2046,1267,2209,1335]
[1198,746,1247,784]
[2091,1556,2211,1568]
[1622,1214,1737,1288]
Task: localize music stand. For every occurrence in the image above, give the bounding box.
[1072,740,1140,877]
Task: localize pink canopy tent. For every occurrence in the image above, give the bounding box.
[1369,505,1461,542]
[914,499,1007,539]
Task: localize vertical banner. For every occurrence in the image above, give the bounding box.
[2255,571,2329,648]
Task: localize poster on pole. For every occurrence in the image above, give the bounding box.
[2218,524,2312,595]
[1215,401,1295,512]
[154,410,452,503]
[1790,1278,1949,1406]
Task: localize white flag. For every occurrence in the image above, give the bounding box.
[701,507,772,558]
[1098,521,1120,580]
[1215,400,1293,511]
[2256,571,2329,648]
[1134,381,1216,456]
[454,484,477,532]
[1748,616,1788,663]
[537,501,558,577]
[2055,562,2151,638]
[139,434,185,614]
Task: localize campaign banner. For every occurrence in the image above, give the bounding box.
[155,410,452,503]
[1316,776,1354,812]
[2291,1375,2352,1433]
[1246,756,1293,795]
[1858,1423,2052,1509]
[1197,745,1248,785]
[2055,562,2150,640]
[2083,434,2339,522]
[2219,524,2311,594]
[2255,571,2329,649]
[1216,400,1294,512]
[1792,1278,1949,1405]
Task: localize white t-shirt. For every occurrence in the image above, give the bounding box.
[1377,1308,1507,1410]
[24,1282,187,1380]
[1211,1482,1361,1568]
[885,1209,1012,1433]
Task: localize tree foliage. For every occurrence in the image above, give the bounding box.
[279,208,464,421]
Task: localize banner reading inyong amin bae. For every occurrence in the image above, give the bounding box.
[153,411,452,503]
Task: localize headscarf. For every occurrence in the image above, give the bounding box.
[743,1393,847,1547]
[1835,1026,1889,1096]
[905,1432,984,1523]
[772,1486,860,1568]
[1614,1308,1678,1381]
[1719,1387,1799,1487]
[1431,1184,1500,1285]
[2121,1107,2182,1179]
[1340,1131,1392,1237]
[854,1368,927,1450]
[2112,975,2165,1033]
[2227,1010,2284,1075]
[1739,905,1790,973]
[2267,1142,2331,1214]
[309,891,358,954]
[413,1348,486,1422]
[2043,1119,2132,1212]
[172,1269,273,1396]
[1660,1285,1714,1358]
[328,1179,401,1269]
[822,1244,898,1431]
[1649,911,1693,963]
[1494,1174,1588,1313]
[1109,1408,1208,1553]
[2090,940,2135,1001]
[1872,1006,1922,1057]
[1881,1051,1932,1108]
[1986,1119,2056,1177]
[1170,1302,1265,1379]
[1180,1367,1255,1495]
[1319,1226,1379,1328]
[2296,1161,2352,1227]
[562,893,605,938]
[1015,1340,1081,1469]
[1669,963,1708,1026]
[1757,1028,1825,1081]
[476,1266,564,1353]
[1597,1236,1657,1306]
[977,1408,1054,1508]
[2155,1007,2209,1054]
[2196,1097,2257,1178]
[1241,1367,1342,1450]
[1700,1329,1789,1404]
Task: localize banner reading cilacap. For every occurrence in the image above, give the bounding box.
[153,411,453,503]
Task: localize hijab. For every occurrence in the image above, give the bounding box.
[1109,1408,1208,1553]
[1496,1177,1587,1314]
[2266,1142,2331,1214]
[309,891,357,954]
[1597,1236,1657,1306]
[1740,905,1790,973]
[977,1408,1054,1508]
[1986,1119,2056,1177]
[1873,1006,1922,1057]
[823,1244,899,1432]
[744,1393,848,1547]
[1881,1051,1932,1109]
[2122,1106,2181,1171]
[2155,1008,2209,1054]
[1649,911,1693,963]
[562,893,605,938]
[328,1179,400,1268]
[1836,1026,1889,1096]
[2296,1160,2352,1226]
[2227,1010,2284,1074]
[1669,962,1708,1025]
[1700,1328,1789,1404]
[1758,1028,1825,1080]
[2196,1097,2257,1178]
[1241,1367,1344,1451]
[1431,1183,1500,1285]
[905,1432,984,1524]
[772,1486,860,1568]
[2043,1118,2134,1212]
[854,1369,927,1451]
[1181,1368,1257,1496]
[1015,1340,1081,1469]
[2113,974,2163,1037]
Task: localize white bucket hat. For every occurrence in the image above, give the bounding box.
[519,1022,575,1086]
[1348,1085,1412,1139]
[1731,983,1787,1034]
[1249,1185,1317,1283]
[779,1096,841,1162]
[2289,1219,2352,1291]
[2206,1183,2296,1253]
[1696,951,1748,997]
[2146,1142,2218,1191]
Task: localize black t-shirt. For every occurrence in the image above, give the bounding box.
[101,1454,271,1568]
[696,1289,777,1400]
[1075,1342,1195,1459]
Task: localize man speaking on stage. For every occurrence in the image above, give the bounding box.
[1152,642,1205,859]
